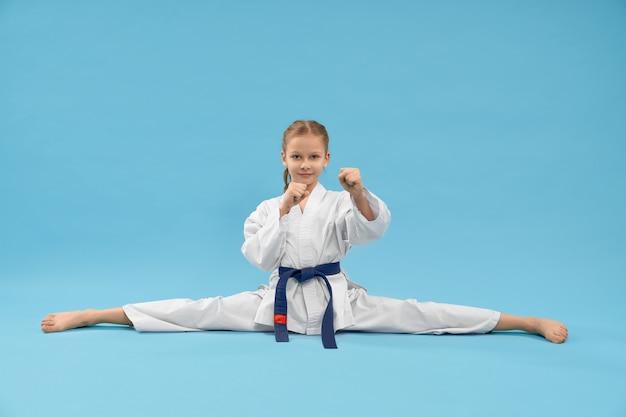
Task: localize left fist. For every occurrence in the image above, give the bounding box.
[338,167,365,196]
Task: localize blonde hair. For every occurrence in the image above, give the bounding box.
[281,120,330,191]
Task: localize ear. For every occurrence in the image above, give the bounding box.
[324,152,330,168]
[281,151,287,167]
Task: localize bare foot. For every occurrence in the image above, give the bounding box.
[495,314,568,343]
[41,309,95,333]
[534,317,568,343]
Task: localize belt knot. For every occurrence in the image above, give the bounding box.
[274,262,340,349]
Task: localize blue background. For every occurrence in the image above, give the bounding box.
[1,1,625,416]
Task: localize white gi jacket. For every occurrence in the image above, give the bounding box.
[241,183,391,335]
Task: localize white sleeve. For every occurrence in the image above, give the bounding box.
[240,199,288,271]
[345,188,391,246]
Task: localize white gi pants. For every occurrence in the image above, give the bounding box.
[123,286,500,335]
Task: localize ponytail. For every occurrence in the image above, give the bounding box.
[283,168,290,192]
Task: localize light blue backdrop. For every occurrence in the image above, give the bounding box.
[1,1,625,417]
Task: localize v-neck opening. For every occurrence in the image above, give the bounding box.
[299,183,325,216]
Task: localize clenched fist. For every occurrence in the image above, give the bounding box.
[338,167,365,198]
[280,182,310,217]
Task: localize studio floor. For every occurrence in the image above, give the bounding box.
[1,1,625,416]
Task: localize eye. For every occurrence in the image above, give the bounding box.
[310,155,320,159]
[291,155,301,160]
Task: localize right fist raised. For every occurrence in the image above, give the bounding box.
[280,182,310,217]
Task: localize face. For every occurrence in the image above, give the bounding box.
[281,134,330,189]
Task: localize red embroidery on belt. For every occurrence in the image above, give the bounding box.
[274,314,287,325]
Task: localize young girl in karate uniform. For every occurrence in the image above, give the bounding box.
[41,120,568,346]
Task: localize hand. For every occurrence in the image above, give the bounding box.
[338,167,365,198]
[280,182,310,216]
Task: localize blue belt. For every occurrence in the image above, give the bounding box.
[274,262,341,349]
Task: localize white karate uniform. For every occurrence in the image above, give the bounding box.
[124,184,500,336]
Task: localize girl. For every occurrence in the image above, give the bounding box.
[41,120,568,348]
